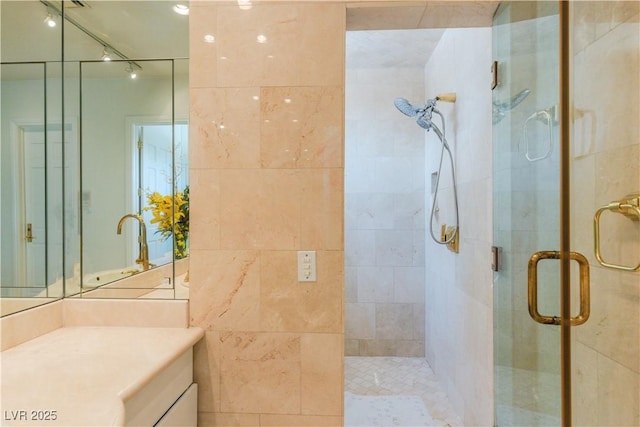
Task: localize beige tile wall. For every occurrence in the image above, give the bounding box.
[189,2,345,424]
[571,3,640,426]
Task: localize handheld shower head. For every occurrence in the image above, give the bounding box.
[492,88,531,124]
[394,94,459,248]
[416,115,432,130]
[394,98,422,117]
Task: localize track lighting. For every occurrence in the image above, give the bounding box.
[125,63,140,79]
[40,1,143,77]
[101,47,112,62]
[44,7,57,27]
[172,4,189,15]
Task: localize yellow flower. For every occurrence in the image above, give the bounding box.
[145,186,189,259]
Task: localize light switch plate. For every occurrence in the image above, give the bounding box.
[297,251,317,282]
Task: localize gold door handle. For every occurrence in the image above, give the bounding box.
[26,223,34,243]
[527,251,590,326]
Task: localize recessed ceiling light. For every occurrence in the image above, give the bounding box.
[173,4,189,15]
[204,34,215,43]
[256,34,267,44]
[237,0,253,10]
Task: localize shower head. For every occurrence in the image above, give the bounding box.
[395,97,437,132]
[509,89,530,109]
[493,88,531,124]
[394,93,455,119]
[416,115,432,130]
[394,98,422,117]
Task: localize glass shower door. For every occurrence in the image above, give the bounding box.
[494,2,640,426]
[492,2,563,425]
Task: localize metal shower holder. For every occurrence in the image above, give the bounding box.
[593,193,640,272]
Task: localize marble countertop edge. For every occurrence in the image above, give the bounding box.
[0,326,204,427]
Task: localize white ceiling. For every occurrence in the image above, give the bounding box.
[1,1,188,79]
[346,29,445,69]
[2,2,444,77]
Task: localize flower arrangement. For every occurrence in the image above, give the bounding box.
[145,186,189,259]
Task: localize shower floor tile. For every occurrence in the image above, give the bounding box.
[345,356,463,427]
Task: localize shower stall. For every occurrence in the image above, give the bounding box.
[493,2,639,426]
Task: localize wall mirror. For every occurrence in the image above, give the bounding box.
[1,1,189,316]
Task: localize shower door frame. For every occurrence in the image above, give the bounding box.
[557,3,572,424]
[493,2,581,426]
[494,1,640,426]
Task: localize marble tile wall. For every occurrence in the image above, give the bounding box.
[570,4,639,426]
[189,2,344,425]
[423,28,493,426]
[344,67,426,357]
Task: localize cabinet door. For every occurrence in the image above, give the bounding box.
[155,383,197,427]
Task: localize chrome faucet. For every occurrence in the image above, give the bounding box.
[116,214,150,271]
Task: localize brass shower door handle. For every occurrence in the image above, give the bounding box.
[527,251,590,326]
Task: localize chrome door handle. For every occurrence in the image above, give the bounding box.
[527,251,590,326]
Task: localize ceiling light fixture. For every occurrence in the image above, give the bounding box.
[101,47,112,61]
[40,1,143,73]
[44,7,57,27]
[125,63,140,79]
[237,0,253,10]
[204,34,216,43]
[256,34,267,44]
[173,4,189,15]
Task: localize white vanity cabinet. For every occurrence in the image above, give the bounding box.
[154,384,198,426]
[123,348,197,426]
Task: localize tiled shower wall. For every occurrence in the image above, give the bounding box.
[344,67,426,357]
[423,28,493,426]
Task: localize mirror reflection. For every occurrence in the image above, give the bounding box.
[1,1,65,315]
[1,1,189,316]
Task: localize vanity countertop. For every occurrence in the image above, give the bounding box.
[0,326,203,426]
